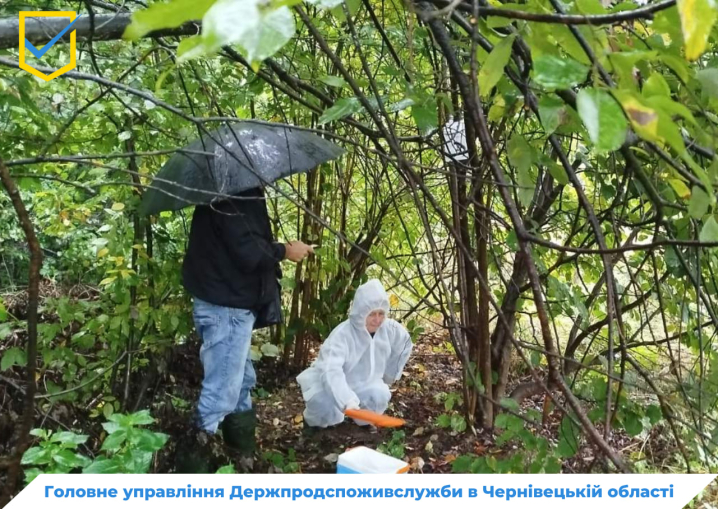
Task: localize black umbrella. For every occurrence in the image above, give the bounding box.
[138,122,344,216]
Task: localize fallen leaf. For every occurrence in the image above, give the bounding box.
[410,457,425,471]
[293,414,303,424]
[430,434,439,441]
[473,443,487,455]
[272,418,279,426]
[444,454,457,463]
[324,453,338,463]
[412,427,425,437]
[425,441,434,453]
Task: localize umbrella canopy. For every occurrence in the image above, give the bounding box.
[138,122,344,216]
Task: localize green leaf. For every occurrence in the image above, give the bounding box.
[436,414,451,428]
[83,458,121,474]
[101,431,127,452]
[450,414,467,432]
[135,430,169,452]
[532,55,589,90]
[506,230,519,251]
[610,51,658,87]
[538,96,567,135]
[53,449,90,469]
[128,410,155,426]
[319,75,346,88]
[0,322,13,342]
[557,417,581,457]
[30,429,49,439]
[658,114,687,155]
[547,162,569,185]
[689,186,711,219]
[660,54,690,84]
[623,412,643,437]
[0,299,6,321]
[2,347,27,371]
[646,96,697,126]
[488,95,506,122]
[102,421,122,435]
[280,277,297,289]
[23,468,43,484]
[697,68,718,99]
[123,0,216,40]
[195,1,296,65]
[411,102,438,135]
[575,0,606,14]
[328,0,361,21]
[387,98,415,113]
[52,431,89,446]
[177,35,205,62]
[507,414,524,432]
[21,447,51,465]
[241,6,296,64]
[507,135,532,173]
[544,456,562,473]
[699,216,718,243]
[318,97,362,125]
[499,397,520,413]
[216,464,236,473]
[508,135,535,207]
[103,402,114,420]
[669,179,691,199]
[478,34,516,98]
[646,405,663,425]
[451,455,474,473]
[306,0,344,7]
[126,449,154,473]
[576,88,627,154]
[495,413,523,431]
[260,343,280,357]
[677,0,718,61]
[613,90,660,142]
[643,73,672,98]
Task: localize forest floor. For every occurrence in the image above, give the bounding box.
[157,330,481,473]
[154,331,652,474]
[0,284,684,475]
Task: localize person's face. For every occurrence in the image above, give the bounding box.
[366,309,386,333]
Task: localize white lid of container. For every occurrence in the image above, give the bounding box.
[338,446,409,473]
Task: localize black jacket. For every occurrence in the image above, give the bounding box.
[182,188,286,310]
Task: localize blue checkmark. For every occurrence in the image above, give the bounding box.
[24,15,81,59]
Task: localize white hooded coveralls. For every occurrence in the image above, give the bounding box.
[296,279,413,428]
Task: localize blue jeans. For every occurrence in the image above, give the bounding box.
[192,298,256,433]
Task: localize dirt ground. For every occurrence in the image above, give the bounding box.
[0,286,679,476]
[153,331,479,473]
[153,330,635,474]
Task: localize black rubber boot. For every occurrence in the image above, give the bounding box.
[175,426,213,473]
[302,420,320,437]
[220,409,256,456]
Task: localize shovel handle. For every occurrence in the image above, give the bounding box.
[344,408,406,428]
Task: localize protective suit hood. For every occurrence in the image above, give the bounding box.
[349,279,390,332]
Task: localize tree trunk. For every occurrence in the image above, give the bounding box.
[0,158,43,507]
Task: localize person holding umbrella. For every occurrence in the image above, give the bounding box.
[138,122,343,472]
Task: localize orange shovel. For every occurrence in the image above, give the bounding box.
[345,408,406,428]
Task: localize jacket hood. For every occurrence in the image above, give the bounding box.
[349,279,390,331]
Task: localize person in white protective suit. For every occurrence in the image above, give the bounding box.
[296,279,413,428]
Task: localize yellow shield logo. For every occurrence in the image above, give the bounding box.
[19,11,78,82]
